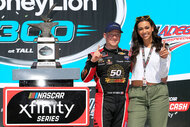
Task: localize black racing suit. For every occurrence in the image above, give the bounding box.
[81,46,131,127]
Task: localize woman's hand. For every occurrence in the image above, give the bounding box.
[159,42,169,59]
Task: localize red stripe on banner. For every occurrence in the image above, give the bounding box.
[71,109,89,125]
[31,92,36,99]
[169,102,190,112]
[170,41,190,51]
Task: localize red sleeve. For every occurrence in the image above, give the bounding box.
[81,53,98,82]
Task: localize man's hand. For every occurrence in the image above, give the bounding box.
[91,45,103,62]
[159,42,169,59]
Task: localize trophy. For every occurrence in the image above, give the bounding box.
[12,3,80,87]
[29,3,61,68]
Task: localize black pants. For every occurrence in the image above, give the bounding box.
[94,93,128,127]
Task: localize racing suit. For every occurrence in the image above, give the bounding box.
[81,46,131,127]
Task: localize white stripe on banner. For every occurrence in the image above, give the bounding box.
[0,83,19,88]
[167,73,190,82]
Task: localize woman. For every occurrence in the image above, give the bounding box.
[128,15,171,127]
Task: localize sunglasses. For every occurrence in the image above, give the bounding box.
[107,33,121,38]
[136,15,150,21]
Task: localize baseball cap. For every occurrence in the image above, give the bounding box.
[104,22,123,33]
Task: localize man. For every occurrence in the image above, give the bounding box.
[81,22,131,127]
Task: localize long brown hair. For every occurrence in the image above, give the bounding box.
[131,15,163,65]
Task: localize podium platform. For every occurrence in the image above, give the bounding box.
[12,68,80,87]
[5,68,90,126]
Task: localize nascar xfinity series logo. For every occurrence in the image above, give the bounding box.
[21,92,73,120]
[3,87,89,126]
[0,0,126,66]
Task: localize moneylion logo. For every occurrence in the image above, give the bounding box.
[0,0,97,16]
[0,0,126,66]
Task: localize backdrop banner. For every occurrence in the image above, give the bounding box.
[0,0,190,127]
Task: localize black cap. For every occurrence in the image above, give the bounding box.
[104,22,123,33]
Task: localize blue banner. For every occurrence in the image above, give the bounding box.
[0,0,189,83]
